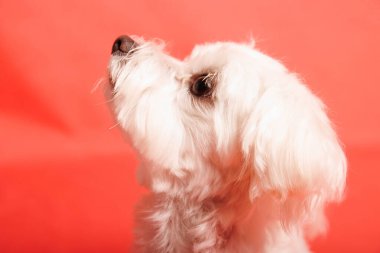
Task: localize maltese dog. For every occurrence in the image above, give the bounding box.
[107,35,346,253]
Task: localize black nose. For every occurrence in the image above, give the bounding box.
[112,35,136,54]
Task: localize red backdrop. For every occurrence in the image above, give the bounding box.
[1,0,379,252]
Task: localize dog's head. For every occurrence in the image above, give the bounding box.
[108,36,346,208]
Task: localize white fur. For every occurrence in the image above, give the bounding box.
[108,37,346,253]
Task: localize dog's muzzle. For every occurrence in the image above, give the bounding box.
[109,35,138,89]
[111,35,137,55]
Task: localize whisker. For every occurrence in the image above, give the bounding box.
[91,77,106,94]
[94,97,115,106]
[108,122,120,130]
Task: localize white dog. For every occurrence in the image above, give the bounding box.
[108,35,347,253]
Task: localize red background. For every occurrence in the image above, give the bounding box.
[1,0,379,252]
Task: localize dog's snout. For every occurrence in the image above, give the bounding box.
[112,35,136,55]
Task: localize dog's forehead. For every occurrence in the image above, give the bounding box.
[190,42,253,57]
[186,42,254,71]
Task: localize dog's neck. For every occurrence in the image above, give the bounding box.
[135,167,253,253]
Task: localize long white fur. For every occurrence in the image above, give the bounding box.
[108,37,347,253]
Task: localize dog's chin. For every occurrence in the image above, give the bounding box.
[107,75,115,90]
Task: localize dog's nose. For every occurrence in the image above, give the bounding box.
[112,35,136,54]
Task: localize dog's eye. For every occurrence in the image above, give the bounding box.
[190,74,215,97]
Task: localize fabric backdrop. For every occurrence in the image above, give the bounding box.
[1,0,379,252]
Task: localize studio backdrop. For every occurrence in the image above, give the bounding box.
[1,0,379,252]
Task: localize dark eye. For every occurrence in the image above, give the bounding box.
[190,74,214,97]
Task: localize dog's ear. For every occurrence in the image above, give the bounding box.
[241,75,347,203]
